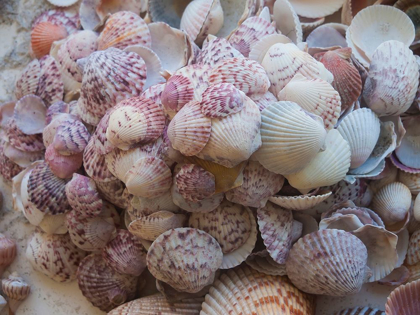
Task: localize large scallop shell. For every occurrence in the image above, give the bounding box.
[254,101,327,175]
[26,230,86,282]
[147,228,223,293]
[385,279,420,315]
[395,116,420,169]
[286,229,368,296]
[77,253,138,312]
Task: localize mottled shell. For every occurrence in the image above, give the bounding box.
[272,0,303,44]
[386,279,420,315]
[83,138,117,182]
[200,83,244,118]
[197,36,242,67]
[335,307,384,315]
[1,273,30,303]
[0,234,16,275]
[175,164,216,202]
[6,118,45,152]
[95,179,130,209]
[161,74,195,119]
[53,119,90,155]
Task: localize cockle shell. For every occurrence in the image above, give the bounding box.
[147,228,223,293]
[286,229,369,296]
[189,201,257,269]
[269,190,332,211]
[0,234,16,276]
[335,307,385,315]
[97,11,151,51]
[289,0,346,18]
[26,230,86,282]
[201,265,316,315]
[161,74,195,119]
[77,253,138,312]
[45,145,83,179]
[13,94,46,136]
[385,279,420,315]
[395,116,420,169]
[261,42,333,96]
[1,272,30,315]
[254,101,327,175]
[277,74,341,130]
[197,36,242,67]
[175,164,215,202]
[364,40,419,116]
[226,160,284,208]
[272,0,303,44]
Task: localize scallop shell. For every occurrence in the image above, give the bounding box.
[269,191,333,211]
[147,228,223,293]
[385,278,420,315]
[47,0,79,7]
[406,229,420,265]
[201,265,316,315]
[97,11,151,51]
[83,138,117,182]
[277,74,341,130]
[161,75,195,119]
[95,179,129,209]
[141,83,165,107]
[272,0,303,44]
[226,161,284,208]
[13,94,46,136]
[286,229,368,296]
[197,36,243,67]
[0,234,16,276]
[335,307,385,315]
[175,164,215,202]
[261,43,333,97]
[254,101,327,175]
[15,60,40,101]
[0,146,24,182]
[289,0,346,18]
[53,119,90,156]
[45,145,83,179]
[32,9,79,34]
[200,83,245,118]
[4,140,43,168]
[45,101,69,125]
[77,253,138,312]
[253,91,277,112]
[395,116,420,169]
[26,230,86,282]
[148,0,190,28]
[31,21,68,59]
[363,40,418,116]
[249,34,293,64]
[102,229,147,277]
[6,119,44,153]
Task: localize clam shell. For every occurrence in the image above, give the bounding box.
[335,307,385,315]
[272,0,303,44]
[26,230,86,282]
[83,138,117,182]
[197,36,242,67]
[200,83,244,118]
[45,145,83,179]
[286,229,368,296]
[337,108,381,169]
[278,74,341,130]
[269,191,332,211]
[201,265,316,315]
[363,40,418,116]
[31,21,68,59]
[385,278,420,315]
[289,0,347,18]
[147,228,223,293]
[14,95,46,136]
[175,164,215,202]
[254,101,327,175]
[102,229,147,277]
[77,253,138,312]
[98,11,151,51]
[395,116,420,169]
[189,201,257,269]
[261,43,333,97]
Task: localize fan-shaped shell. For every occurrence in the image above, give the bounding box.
[395,116,420,169]
[385,278,420,315]
[197,36,242,67]
[83,139,117,182]
[95,179,129,209]
[13,94,46,136]
[289,0,346,18]
[31,21,68,59]
[175,164,215,202]
[249,34,292,64]
[6,119,44,153]
[45,145,83,179]
[128,191,179,219]
[53,119,90,155]
[200,83,244,118]
[272,0,303,44]
[0,234,16,275]
[269,191,332,211]
[36,55,65,107]
[15,60,40,101]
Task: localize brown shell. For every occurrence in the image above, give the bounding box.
[1,273,30,301]
[0,234,17,275]
[175,164,215,202]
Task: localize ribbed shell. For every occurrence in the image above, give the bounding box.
[249,34,292,65]
[32,9,78,34]
[1,273,30,302]
[15,59,40,101]
[13,94,46,135]
[200,83,244,118]
[128,191,179,219]
[26,231,86,282]
[95,179,129,209]
[83,138,117,182]
[406,230,420,265]
[286,229,368,296]
[31,22,68,59]
[272,0,303,44]
[6,118,45,152]
[175,164,215,202]
[161,74,195,119]
[0,144,24,182]
[77,253,138,312]
[36,55,65,107]
[0,234,16,275]
[254,101,327,175]
[269,191,332,211]
[45,145,83,179]
[200,265,316,315]
[147,228,223,293]
[245,251,287,276]
[53,119,90,155]
[253,91,278,112]
[197,36,242,67]
[335,307,385,315]
[3,142,44,168]
[385,279,420,315]
[289,0,346,18]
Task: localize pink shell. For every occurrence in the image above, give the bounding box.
[175,164,216,202]
[83,138,117,182]
[45,144,83,179]
[46,101,70,125]
[161,74,195,117]
[91,110,115,155]
[6,118,45,152]
[200,83,244,118]
[196,37,243,67]
[53,119,91,155]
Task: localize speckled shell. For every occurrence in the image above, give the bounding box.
[363,40,419,117]
[77,48,146,126]
[0,144,24,182]
[52,119,90,155]
[254,101,327,175]
[13,94,46,135]
[90,110,115,155]
[197,36,242,67]
[77,253,138,312]
[277,74,341,130]
[161,74,195,119]
[200,265,316,315]
[200,83,244,118]
[1,273,30,307]
[269,191,332,211]
[226,161,284,208]
[386,279,420,315]
[335,307,385,315]
[26,230,86,282]
[45,145,83,179]
[32,9,79,35]
[253,91,278,111]
[406,229,420,265]
[189,201,257,269]
[83,138,117,182]
[175,164,215,202]
[102,229,147,277]
[249,33,293,64]
[0,234,16,275]
[6,118,44,152]
[147,228,223,293]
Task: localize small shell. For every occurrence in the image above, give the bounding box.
[147,228,223,293]
[335,307,385,315]
[98,11,151,51]
[249,34,292,64]
[200,83,244,118]
[277,74,341,130]
[406,229,420,265]
[45,145,83,179]
[269,191,332,211]
[13,94,47,135]
[26,230,86,282]
[3,142,43,168]
[53,119,91,155]
[83,138,117,182]
[1,273,30,314]
[197,36,242,67]
[77,253,138,312]
[31,21,68,59]
[175,164,215,202]
[0,234,16,276]
[286,229,368,296]
[395,116,420,169]
[36,55,65,107]
[6,118,45,152]
[15,60,40,101]
[254,101,327,175]
[272,0,303,44]
[289,0,347,18]
[386,279,420,315]
[103,229,147,277]
[95,179,129,209]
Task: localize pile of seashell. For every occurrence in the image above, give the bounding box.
[0,0,420,314]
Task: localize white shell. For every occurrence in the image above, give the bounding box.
[289,0,347,18]
[272,0,303,44]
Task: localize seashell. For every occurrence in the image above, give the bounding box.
[66,205,116,251]
[352,224,398,282]
[141,83,165,107]
[6,118,44,152]
[13,94,46,135]
[255,101,327,175]
[395,116,420,169]
[390,152,420,174]
[106,97,165,150]
[226,160,284,208]
[253,91,278,112]
[257,202,293,264]
[197,36,243,67]
[45,145,83,179]
[414,194,420,223]
[395,0,420,43]
[96,0,146,20]
[200,83,244,118]
[249,34,292,64]
[43,113,77,148]
[277,74,341,130]
[335,307,385,315]
[0,295,5,313]
[15,59,40,101]
[371,182,411,228]
[65,174,103,218]
[52,120,90,156]
[1,272,30,315]
[245,250,287,276]
[0,234,16,276]
[128,211,187,241]
[272,0,303,44]
[396,228,409,268]
[286,129,351,192]
[31,21,68,59]
[286,229,368,296]
[363,40,418,116]
[129,190,179,218]
[261,43,333,97]
[3,142,44,168]
[201,265,316,315]
[77,253,138,312]
[385,278,420,315]
[289,0,347,18]
[47,0,79,7]
[108,293,203,315]
[0,101,16,130]
[307,23,348,53]
[77,48,146,126]
[175,164,215,202]
[317,48,362,112]
[269,190,332,211]
[406,229,420,265]
[147,227,223,293]
[161,74,195,119]
[378,265,410,286]
[189,201,257,269]
[337,108,381,169]
[300,16,325,35]
[180,0,224,45]
[348,6,415,60]
[102,229,147,277]
[208,57,270,100]
[83,138,117,182]
[95,179,130,209]
[0,144,24,182]
[32,9,79,35]
[45,101,69,125]
[26,230,86,282]
[36,55,65,107]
